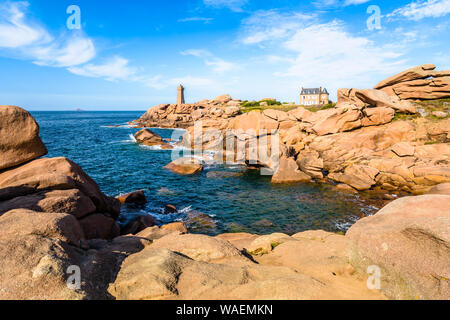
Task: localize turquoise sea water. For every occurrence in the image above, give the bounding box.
[31,111,378,235]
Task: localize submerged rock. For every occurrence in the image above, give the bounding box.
[164,204,178,214]
[185,210,217,230]
[161,222,188,234]
[121,214,156,235]
[164,157,203,175]
[117,190,147,205]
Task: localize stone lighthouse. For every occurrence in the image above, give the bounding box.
[177,84,185,106]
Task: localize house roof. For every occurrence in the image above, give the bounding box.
[301,88,329,95]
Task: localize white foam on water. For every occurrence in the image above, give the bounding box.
[178,205,193,213]
[100,124,135,129]
[334,215,360,231]
[128,134,137,143]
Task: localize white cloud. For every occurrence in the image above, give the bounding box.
[240,10,316,45]
[313,0,371,8]
[203,0,247,12]
[32,35,95,67]
[344,0,371,5]
[280,20,406,93]
[168,76,214,87]
[181,48,237,74]
[68,56,137,81]
[241,10,408,99]
[0,1,50,48]
[144,75,167,90]
[388,0,450,21]
[205,58,237,73]
[0,1,95,68]
[180,49,212,57]
[178,17,213,23]
[143,75,215,90]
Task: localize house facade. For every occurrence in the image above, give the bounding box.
[300,87,330,106]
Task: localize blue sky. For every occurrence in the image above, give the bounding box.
[0,0,449,110]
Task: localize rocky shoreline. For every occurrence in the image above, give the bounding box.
[0,64,449,300]
[136,64,450,195]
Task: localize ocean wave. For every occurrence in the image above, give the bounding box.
[334,215,360,231]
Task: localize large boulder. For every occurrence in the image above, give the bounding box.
[287,107,313,121]
[0,209,149,299]
[347,195,450,299]
[0,189,96,218]
[0,157,121,219]
[108,248,189,300]
[227,110,279,135]
[79,214,121,240]
[0,209,84,246]
[134,129,164,146]
[310,106,362,136]
[150,233,248,263]
[263,109,289,122]
[328,164,379,191]
[0,106,48,170]
[0,209,85,300]
[337,89,416,114]
[373,64,450,100]
[390,77,450,100]
[116,190,147,205]
[164,157,203,175]
[427,183,450,195]
[271,156,312,184]
[120,214,156,235]
[108,232,385,300]
[361,107,395,127]
[296,150,324,179]
[374,64,437,89]
[213,94,232,104]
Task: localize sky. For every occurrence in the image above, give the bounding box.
[0,0,449,110]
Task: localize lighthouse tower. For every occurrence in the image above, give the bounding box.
[177,85,185,105]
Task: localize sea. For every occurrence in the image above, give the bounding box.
[31,111,379,235]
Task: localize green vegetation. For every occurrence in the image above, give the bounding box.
[240,99,299,113]
[392,112,420,122]
[416,98,450,109]
[270,242,281,250]
[304,103,336,113]
[239,99,339,114]
[241,99,282,107]
[392,99,449,122]
[415,99,450,120]
[241,100,260,107]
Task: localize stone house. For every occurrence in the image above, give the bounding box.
[300,87,330,106]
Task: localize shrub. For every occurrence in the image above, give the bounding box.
[241,101,260,107]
